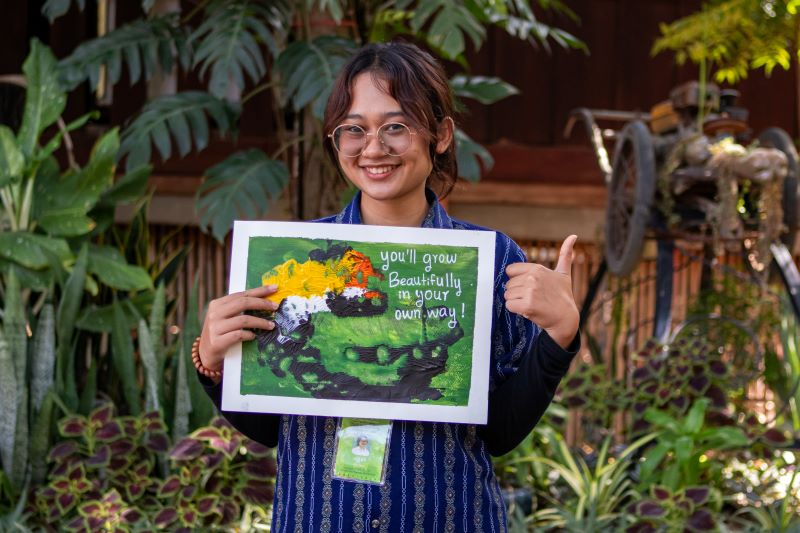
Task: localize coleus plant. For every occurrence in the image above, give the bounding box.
[625,485,720,533]
[31,404,276,531]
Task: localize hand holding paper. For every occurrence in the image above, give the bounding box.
[504,235,579,349]
[199,284,278,383]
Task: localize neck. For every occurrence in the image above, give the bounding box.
[360,191,429,227]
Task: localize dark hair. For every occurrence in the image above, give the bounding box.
[323,41,458,198]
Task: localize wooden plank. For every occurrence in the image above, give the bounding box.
[450,180,606,207]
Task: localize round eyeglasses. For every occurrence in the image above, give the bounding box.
[328,122,416,157]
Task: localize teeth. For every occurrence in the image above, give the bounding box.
[365,166,395,175]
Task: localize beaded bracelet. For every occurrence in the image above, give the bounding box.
[191,336,222,378]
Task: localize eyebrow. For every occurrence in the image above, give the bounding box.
[345,111,405,120]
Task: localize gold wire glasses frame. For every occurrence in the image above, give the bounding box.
[328,122,417,158]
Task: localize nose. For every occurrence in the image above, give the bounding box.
[360,132,385,158]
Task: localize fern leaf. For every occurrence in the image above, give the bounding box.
[196,149,288,243]
[58,15,189,91]
[275,36,357,119]
[191,0,280,99]
[118,91,239,170]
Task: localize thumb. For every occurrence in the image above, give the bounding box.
[554,234,577,275]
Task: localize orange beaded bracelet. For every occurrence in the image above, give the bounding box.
[191,336,222,378]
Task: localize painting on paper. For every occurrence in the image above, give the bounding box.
[222,221,495,424]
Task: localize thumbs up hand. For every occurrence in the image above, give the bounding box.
[504,235,580,349]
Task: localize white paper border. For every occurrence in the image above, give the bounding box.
[221,220,496,424]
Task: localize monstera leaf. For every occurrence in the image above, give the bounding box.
[58,15,190,91]
[17,39,67,159]
[454,128,492,182]
[196,149,288,243]
[33,129,119,236]
[191,0,281,98]
[275,36,357,119]
[118,91,239,170]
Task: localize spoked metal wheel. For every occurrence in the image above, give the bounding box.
[605,120,657,276]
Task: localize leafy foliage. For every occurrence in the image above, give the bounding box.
[30,406,277,531]
[653,0,800,84]
[196,149,289,242]
[58,14,190,91]
[275,36,358,119]
[118,91,239,170]
[191,0,281,98]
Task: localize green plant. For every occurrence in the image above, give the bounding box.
[524,432,656,532]
[765,296,800,431]
[0,40,158,508]
[43,0,585,241]
[639,399,750,491]
[30,404,276,531]
[625,485,722,533]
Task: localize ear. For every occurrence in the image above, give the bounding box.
[435,116,455,154]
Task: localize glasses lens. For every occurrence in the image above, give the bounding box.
[333,125,366,156]
[378,123,412,155]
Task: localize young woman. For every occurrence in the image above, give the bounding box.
[195,41,580,532]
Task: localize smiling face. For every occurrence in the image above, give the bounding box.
[334,73,452,223]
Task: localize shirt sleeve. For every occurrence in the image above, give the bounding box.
[198,372,281,448]
[477,233,579,456]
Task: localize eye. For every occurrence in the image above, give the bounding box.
[338,124,365,136]
[383,123,405,133]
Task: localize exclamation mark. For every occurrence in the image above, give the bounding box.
[461,303,465,317]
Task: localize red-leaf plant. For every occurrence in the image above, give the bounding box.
[29,404,276,531]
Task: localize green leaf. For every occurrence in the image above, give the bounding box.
[196,149,288,243]
[31,303,56,412]
[4,269,27,404]
[111,300,141,415]
[58,15,188,91]
[12,383,28,487]
[184,279,215,430]
[30,389,55,483]
[42,0,85,22]
[97,164,152,206]
[88,244,153,291]
[0,329,18,486]
[17,39,67,159]
[639,440,670,482]
[410,1,485,59]
[76,297,144,333]
[34,129,120,237]
[454,127,492,182]
[0,126,24,187]
[275,36,357,119]
[36,111,98,164]
[682,399,708,434]
[119,91,239,170]
[450,75,519,105]
[0,232,70,270]
[644,407,681,433]
[191,0,278,98]
[56,244,88,410]
[138,319,160,413]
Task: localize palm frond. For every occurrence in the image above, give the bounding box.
[58,14,190,91]
[191,0,283,98]
[275,35,357,119]
[118,91,239,170]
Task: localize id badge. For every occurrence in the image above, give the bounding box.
[332,418,392,485]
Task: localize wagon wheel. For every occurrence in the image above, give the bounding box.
[605,120,657,276]
[758,127,799,251]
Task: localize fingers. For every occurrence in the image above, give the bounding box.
[235,284,279,298]
[215,294,278,319]
[211,314,275,337]
[554,235,577,275]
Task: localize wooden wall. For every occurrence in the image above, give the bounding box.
[3,1,797,189]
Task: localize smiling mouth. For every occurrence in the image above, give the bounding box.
[363,165,399,177]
